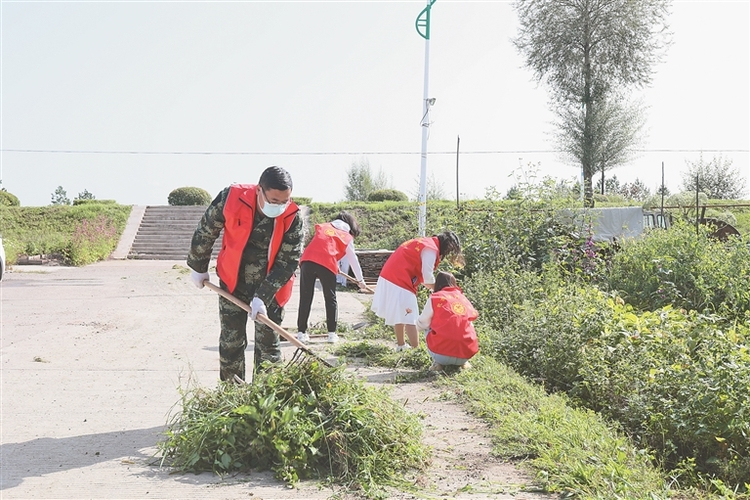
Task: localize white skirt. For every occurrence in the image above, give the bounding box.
[370,277,419,326]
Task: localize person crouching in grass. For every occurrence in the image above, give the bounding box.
[416,271,478,371]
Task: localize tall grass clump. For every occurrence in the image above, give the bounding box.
[63,215,120,265]
[159,361,429,497]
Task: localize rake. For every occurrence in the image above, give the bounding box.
[338,272,376,294]
[202,280,334,368]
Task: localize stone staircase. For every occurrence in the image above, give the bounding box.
[128,206,221,260]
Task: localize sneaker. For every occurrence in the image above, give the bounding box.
[327,332,340,343]
[460,360,472,370]
[395,344,411,352]
[428,362,444,372]
[296,332,310,343]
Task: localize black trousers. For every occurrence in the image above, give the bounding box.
[297,260,338,333]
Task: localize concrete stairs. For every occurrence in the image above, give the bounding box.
[127,206,222,260]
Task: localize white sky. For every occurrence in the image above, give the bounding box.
[1,0,748,207]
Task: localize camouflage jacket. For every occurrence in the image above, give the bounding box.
[187,187,303,304]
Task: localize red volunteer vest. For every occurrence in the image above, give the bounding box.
[425,286,479,359]
[300,222,353,274]
[379,237,440,293]
[216,183,299,306]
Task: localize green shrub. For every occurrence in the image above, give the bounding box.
[463,266,544,331]
[486,280,612,395]
[0,190,20,206]
[578,304,750,489]
[367,189,408,202]
[167,187,212,206]
[449,202,581,278]
[607,221,750,318]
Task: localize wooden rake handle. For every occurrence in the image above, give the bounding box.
[339,272,375,294]
[202,281,307,350]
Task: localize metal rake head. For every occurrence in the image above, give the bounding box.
[287,346,335,369]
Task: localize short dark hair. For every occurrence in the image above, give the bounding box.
[259,166,293,191]
[434,271,457,292]
[334,211,361,237]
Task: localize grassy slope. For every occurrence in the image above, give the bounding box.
[0,203,132,264]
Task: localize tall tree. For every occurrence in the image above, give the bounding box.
[410,172,446,201]
[513,0,671,206]
[76,189,95,201]
[554,94,645,196]
[681,154,746,199]
[344,159,391,201]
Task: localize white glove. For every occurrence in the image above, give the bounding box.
[250,297,267,321]
[191,270,210,289]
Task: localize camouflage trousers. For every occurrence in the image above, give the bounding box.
[218,281,283,382]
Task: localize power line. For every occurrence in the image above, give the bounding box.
[1,148,748,156]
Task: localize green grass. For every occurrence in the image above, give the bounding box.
[440,355,671,499]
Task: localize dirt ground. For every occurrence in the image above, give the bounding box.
[1,260,553,499]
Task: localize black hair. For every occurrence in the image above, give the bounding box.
[258,166,293,191]
[434,271,457,293]
[435,230,461,258]
[334,211,361,237]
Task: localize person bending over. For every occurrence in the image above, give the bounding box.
[370,231,463,351]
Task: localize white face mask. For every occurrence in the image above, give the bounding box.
[259,189,290,218]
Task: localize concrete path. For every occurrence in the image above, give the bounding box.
[0,260,368,499]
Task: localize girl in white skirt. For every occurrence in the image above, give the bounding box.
[371,231,463,351]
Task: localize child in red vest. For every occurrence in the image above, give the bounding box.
[416,271,478,371]
[296,211,368,343]
[371,231,463,351]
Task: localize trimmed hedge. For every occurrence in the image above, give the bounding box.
[168,187,212,206]
[0,190,20,206]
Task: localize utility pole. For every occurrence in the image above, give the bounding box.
[416,0,436,237]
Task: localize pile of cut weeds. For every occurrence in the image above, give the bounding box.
[158,360,429,497]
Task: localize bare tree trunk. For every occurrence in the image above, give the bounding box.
[582,4,595,208]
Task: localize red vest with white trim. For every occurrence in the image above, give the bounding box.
[300,222,353,275]
[216,183,299,306]
[425,286,479,359]
[379,237,440,293]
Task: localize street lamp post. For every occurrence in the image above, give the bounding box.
[416,0,436,237]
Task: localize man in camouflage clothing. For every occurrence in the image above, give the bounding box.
[187,166,303,382]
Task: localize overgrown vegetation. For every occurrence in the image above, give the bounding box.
[5,183,750,497]
[159,360,429,498]
[0,203,131,266]
[317,186,749,496]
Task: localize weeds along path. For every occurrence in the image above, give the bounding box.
[1,260,552,499]
[347,362,554,500]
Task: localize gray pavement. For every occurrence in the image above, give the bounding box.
[0,260,369,499]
